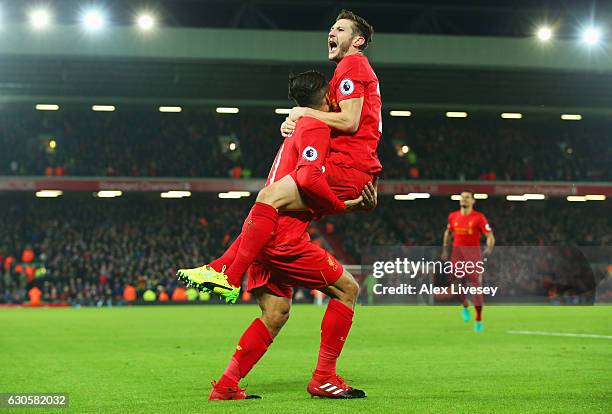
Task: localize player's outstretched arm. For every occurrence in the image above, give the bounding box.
[483,232,495,256]
[281,97,364,137]
[441,229,452,261]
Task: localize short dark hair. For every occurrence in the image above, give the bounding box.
[288,70,328,108]
[336,9,374,50]
[461,189,475,199]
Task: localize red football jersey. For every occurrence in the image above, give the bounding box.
[447,210,492,247]
[266,117,330,186]
[328,53,382,175]
[264,117,331,246]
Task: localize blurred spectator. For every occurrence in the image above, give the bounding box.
[22,247,35,263]
[186,288,199,301]
[123,284,137,303]
[143,289,156,302]
[172,287,187,301]
[28,285,42,305]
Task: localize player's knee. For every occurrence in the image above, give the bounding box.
[256,186,273,204]
[346,277,360,302]
[336,272,359,307]
[256,187,282,209]
[263,308,290,330]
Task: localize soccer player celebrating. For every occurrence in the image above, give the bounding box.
[207,70,369,400]
[177,9,381,302]
[441,190,495,332]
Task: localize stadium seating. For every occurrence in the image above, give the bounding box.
[1,110,609,181]
[0,194,609,305]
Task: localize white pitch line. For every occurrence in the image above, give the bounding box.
[508,330,612,340]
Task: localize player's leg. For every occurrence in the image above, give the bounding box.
[176,235,243,302]
[255,286,292,338]
[250,241,366,398]
[257,174,308,211]
[177,163,367,301]
[308,270,366,399]
[451,251,470,322]
[220,167,371,294]
[177,176,305,300]
[454,277,470,322]
[324,160,374,202]
[210,286,291,400]
[217,176,307,286]
[221,162,374,291]
[469,273,484,332]
[320,269,360,310]
[208,234,241,274]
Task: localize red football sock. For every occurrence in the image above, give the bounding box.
[225,202,278,287]
[314,299,354,377]
[209,235,242,273]
[475,305,483,321]
[217,318,273,388]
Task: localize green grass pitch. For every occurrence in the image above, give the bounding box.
[1,305,610,413]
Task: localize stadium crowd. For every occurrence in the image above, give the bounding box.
[1,110,609,181]
[0,196,249,306]
[326,198,611,260]
[0,196,609,306]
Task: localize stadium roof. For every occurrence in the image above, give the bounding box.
[1,0,610,37]
[0,25,610,113]
[1,57,611,113]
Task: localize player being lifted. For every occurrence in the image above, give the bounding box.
[178,10,381,302]
[441,190,495,332]
[207,70,371,400]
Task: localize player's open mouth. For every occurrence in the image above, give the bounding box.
[328,40,338,53]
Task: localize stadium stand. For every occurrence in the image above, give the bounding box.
[0,195,609,305]
[1,110,609,181]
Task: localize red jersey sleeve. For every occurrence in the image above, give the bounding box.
[293,119,345,215]
[479,213,492,234]
[295,120,329,170]
[335,59,368,103]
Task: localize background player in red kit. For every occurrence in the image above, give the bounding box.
[441,190,495,332]
[207,70,370,400]
[177,9,380,301]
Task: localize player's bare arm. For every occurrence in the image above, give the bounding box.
[441,228,452,261]
[483,232,495,256]
[280,97,363,137]
[286,97,364,135]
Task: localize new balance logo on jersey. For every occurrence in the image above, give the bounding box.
[302,146,318,161]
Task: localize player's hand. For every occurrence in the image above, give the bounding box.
[483,247,494,257]
[281,117,296,138]
[359,181,377,210]
[344,196,364,211]
[288,106,307,122]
